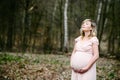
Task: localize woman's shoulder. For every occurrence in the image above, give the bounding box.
[91,36,98,40]
[90,36,99,45]
[74,36,81,42]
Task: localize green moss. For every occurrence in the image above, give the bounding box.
[0,53,23,64]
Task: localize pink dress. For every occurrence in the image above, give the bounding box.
[70,36,99,80]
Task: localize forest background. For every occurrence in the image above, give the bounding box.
[0,0,120,80]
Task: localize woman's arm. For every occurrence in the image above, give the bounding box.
[79,43,99,73]
[72,44,76,54]
[71,37,78,55]
[70,41,77,70]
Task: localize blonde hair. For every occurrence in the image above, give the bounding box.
[80,19,97,38]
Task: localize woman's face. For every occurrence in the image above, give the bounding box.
[81,21,92,31]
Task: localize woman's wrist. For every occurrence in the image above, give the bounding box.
[84,65,90,70]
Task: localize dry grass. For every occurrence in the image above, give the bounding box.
[0,53,120,80]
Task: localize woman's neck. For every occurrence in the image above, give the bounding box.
[84,31,90,38]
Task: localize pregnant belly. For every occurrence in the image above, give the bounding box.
[70,52,92,70]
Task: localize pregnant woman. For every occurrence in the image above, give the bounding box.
[70,19,99,80]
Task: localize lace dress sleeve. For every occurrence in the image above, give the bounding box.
[91,37,99,45]
[75,36,81,43]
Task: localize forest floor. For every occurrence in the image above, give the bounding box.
[0,52,120,80]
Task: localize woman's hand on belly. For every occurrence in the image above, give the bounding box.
[72,66,89,73]
[71,67,79,73]
[71,67,82,73]
[77,66,89,73]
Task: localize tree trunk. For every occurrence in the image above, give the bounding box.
[96,0,102,26]
[6,0,17,51]
[22,0,31,52]
[64,0,69,53]
[59,0,64,51]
